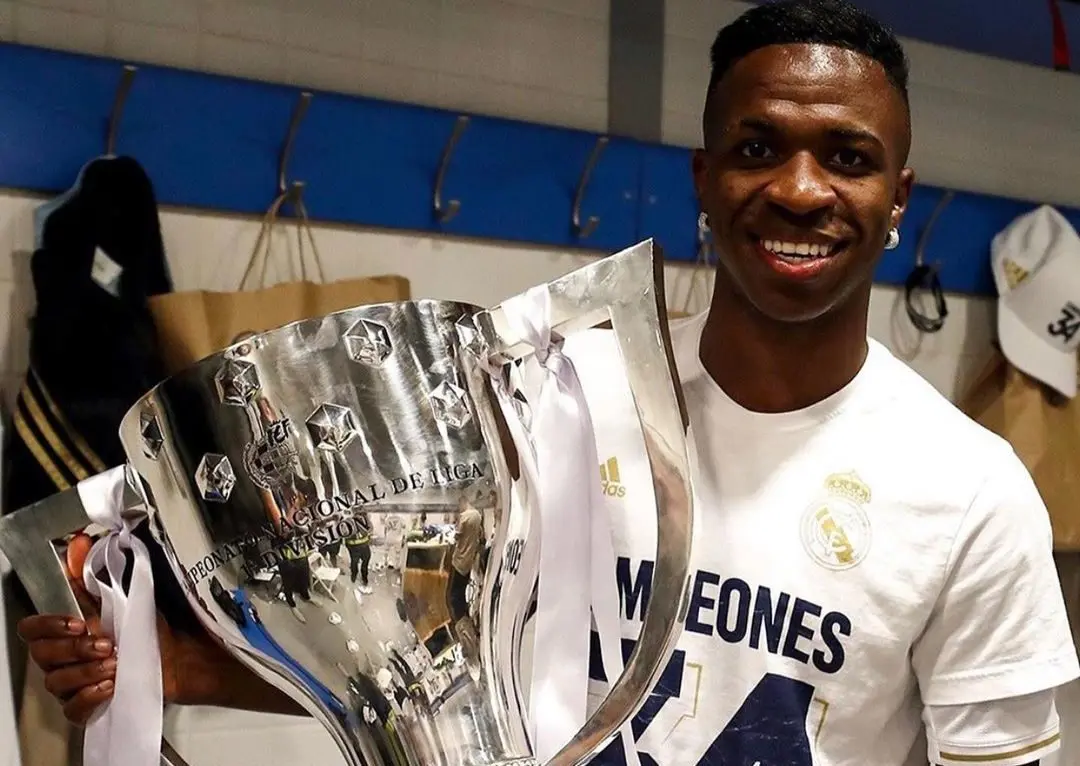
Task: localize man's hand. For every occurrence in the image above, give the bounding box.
[17,532,305,722]
[17,610,115,725]
[16,533,187,723]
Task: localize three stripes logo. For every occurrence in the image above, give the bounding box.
[12,366,107,492]
[599,456,626,498]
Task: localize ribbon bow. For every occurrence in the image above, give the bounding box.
[77,466,163,766]
[496,287,638,765]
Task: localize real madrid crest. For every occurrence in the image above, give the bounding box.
[799,471,872,571]
[243,418,298,490]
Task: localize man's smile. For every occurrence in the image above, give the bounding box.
[755,237,843,258]
[752,237,842,279]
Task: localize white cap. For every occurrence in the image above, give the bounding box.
[992,205,1080,399]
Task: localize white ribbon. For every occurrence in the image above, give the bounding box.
[497,287,638,766]
[77,466,163,766]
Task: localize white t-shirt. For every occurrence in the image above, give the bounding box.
[561,311,1079,766]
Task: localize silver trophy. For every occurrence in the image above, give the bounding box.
[0,239,693,766]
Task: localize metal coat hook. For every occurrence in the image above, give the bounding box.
[279,91,313,204]
[915,190,955,268]
[434,115,469,223]
[573,135,609,239]
[905,190,955,334]
[106,65,138,157]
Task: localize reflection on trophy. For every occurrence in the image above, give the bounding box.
[0,240,693,766]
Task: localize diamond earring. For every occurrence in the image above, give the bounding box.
[885,227,901,250]
[698,211,709,232]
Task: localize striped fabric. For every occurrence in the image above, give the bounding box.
[12,367,107,493]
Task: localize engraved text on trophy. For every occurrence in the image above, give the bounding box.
[185,459,488,586]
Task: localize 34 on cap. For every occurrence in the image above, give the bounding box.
[992,205,1080,399]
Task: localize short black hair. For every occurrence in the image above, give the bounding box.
[704,0,910,146]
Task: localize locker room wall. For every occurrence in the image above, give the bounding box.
[0,0,1078,207]
[0,1,1076,764]
[0,0,1065,414]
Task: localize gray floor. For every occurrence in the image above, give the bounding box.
[248,546,419,699]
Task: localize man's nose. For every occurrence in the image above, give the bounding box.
[762,152,838,217]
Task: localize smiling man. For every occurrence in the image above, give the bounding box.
[572,1,1079,765]
[15,1,1080,765]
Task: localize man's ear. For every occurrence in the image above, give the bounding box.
[891,167,916,231]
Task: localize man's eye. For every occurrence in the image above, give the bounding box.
[740,141,775,160]
[831,148,865,168]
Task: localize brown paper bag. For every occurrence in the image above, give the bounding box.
[959,349,1080,551]
[148,190,410,374]
[149,276,410,374]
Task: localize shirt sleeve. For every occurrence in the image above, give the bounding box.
[923,690,1062,766]
[911,446,1079,709]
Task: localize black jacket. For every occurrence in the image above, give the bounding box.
[4,156,200,635]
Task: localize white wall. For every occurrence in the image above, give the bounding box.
[0,0,1076,764]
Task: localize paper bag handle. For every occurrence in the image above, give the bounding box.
[238,189,326,291]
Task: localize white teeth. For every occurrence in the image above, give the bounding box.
[762,239,832,257]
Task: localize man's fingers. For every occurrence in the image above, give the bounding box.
[44,658,116,698]
[65,533,93,578]
[65,534,101,618]
[62,680,114,726]
[28,635,114,672]
[17,615,86,642]
[69,583,100,622]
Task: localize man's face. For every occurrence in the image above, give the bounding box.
[693,44,915,323]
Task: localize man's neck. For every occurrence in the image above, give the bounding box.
[698,286,871,414]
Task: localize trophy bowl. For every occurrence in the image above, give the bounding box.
[1,240,693,766]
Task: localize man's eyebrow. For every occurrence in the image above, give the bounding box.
[735,117,779,134]
[731,118,884,148]
[826,127,884,147]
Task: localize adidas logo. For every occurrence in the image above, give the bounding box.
[599,456,627,498]
[1003,258,1029,289]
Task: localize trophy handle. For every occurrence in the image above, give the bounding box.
[0,484,194,766]
[477,239,694,764]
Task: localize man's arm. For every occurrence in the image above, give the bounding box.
[172,630,307,715]
[912,447,1078,766]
